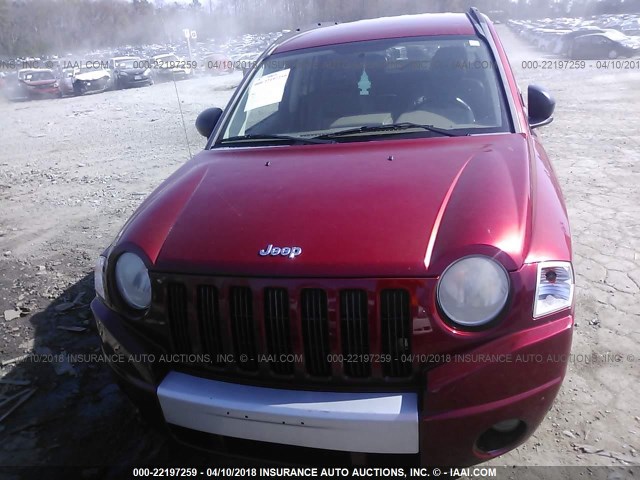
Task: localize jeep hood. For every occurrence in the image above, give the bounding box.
[120,134,533,277]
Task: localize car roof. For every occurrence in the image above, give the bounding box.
[578,31,625,40]
[274,13,476,53]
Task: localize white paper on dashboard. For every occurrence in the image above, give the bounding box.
[244,69,291,112]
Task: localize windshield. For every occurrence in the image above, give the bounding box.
[220,36,511,145]
[24,70,55,81]
[154,54,179,65]
[604,30,627,41]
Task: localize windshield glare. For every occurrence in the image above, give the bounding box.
[25,71,55,81]
[221,36,511,144]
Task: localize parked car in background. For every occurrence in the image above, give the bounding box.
[73,65,112,95]
[508,15,640,57]
[620,18,640,36]
[93,9,574,468]
[533,28,572,52]
[556,27,606,55]
[233,52,261,75]
[1,72,25,101]
[569,31,640,59]
[16,68,60,99]
[150,53,193,82]
[201,53,234,75]
[109,56,153,89]
[58,67,78,97]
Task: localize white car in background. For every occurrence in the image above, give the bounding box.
[72,65,113,95]
[149,53,194,82]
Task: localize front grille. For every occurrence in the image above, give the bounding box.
[381,289,412,377]
[340,290,370,378]
[229,287,258,371]
[163,278,415,382]
[264,288,294,375]
[167,283,190,354]
[301,289,331,377]
[197,285,224,366]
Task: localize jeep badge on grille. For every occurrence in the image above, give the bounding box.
[259,244,302,259]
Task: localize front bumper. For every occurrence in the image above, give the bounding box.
[74,78,110,93]
[92,297,572,466]
[118,75,152,87]
[159,371,418,454]
[25,86,60,97]
[154,69,190,81]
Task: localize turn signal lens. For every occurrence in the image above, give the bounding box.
[533,261,574,318]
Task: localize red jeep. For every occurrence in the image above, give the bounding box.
[93,8,573,467]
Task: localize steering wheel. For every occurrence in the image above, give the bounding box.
[453,96,473,116]
[409,95,475,124]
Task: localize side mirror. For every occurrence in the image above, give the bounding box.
[528,85,555,129]
[195,107,223,138]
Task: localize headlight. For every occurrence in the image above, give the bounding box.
[94,256,107,300]
[437,256,510,327]
[533,261,574,318]
[143,69,151,76]
[114,252,151,310]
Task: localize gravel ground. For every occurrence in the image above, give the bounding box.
[0,26,638,475]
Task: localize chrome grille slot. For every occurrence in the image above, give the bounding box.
[380,289,412,377]
[301,289,331,377]
[167,283,190,354]
[229,287,258,371]
[197,285,224,366]
[340,289,370,378]
[264,288,294,375]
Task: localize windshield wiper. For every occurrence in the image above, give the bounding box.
[220,134,335,145]
[314,122,467,139]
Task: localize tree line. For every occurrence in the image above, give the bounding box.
[1,0,639,58]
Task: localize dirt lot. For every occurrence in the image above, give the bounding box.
[0,26,638,476]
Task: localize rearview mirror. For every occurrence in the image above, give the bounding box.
[528,85,555,129]
[195,107,223,138]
